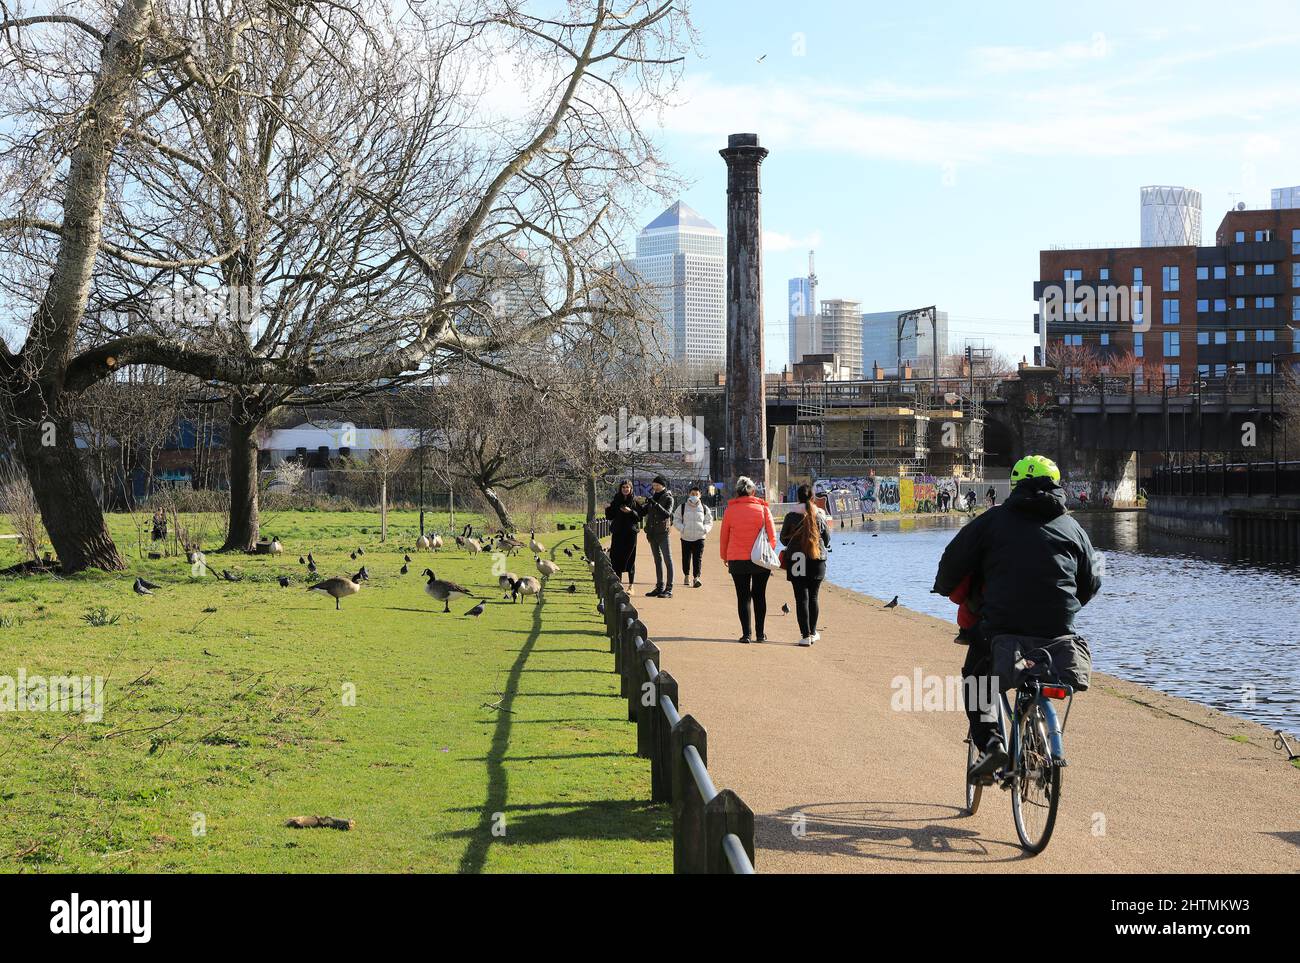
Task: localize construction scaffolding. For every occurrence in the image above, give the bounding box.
[788,377,986,481]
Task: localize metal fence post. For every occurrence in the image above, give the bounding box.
[705,789,756,874]
[670,715,708,874]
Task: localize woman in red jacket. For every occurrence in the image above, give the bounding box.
[717,475,777,643]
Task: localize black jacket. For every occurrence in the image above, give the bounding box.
[779,506,831,581]
[642,488,675,537]
[932,477,1101,638]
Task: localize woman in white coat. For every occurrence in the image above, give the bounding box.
[673,483,714,588]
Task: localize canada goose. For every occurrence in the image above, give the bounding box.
[308,571,365,610]
[430,534,443,551]
[497,534,524,555]
[529,532,545,554]
[298,556,305,565]
[221,569,242,582]
[133,577,155,596]
[404,554,412,563]
[464,537,482,556]
[563,547,573,558]
[498,572,519,598]
[534,555,559,578]
[400,562,409,575]
[278,576,290,588]
[351,551,357,560]
[416,534,432,551]
[307,559,318,575]
[511,576,541,603]
[356,547,365,556]
[465,601,486,618]
[422,569,476,613]
[270,537,283,555]
[307,552,316,566]
[596,599,605,615]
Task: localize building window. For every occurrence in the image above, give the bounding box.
[1214,331,1227,345]
[1235,330,1246,342]
[1162,299,1180,324]
[1293,228,1300,255]
[1256,296,1276,308]
[1293,262,1299,288]
[1163,331,1180,356]
[1257,329,1276,342]
[1197,299,1210,313]
[1133,267,1143,285]
[1063,333,1083,346]
[1134,332,1144,357]
[1257,362,1274,374]
[1235,231,1246,243]
[1164,363,1180,381]
[1197,332,1210,346]
[1215,265,1227,279]
[1198,364,1210,377]
[1064,268,1082,282]
[1256,263,1276,276]
[1197,266,1209,281]
[1162,266,1179,291]
[1215,364,1227,377]
[1099,268,1110,280]
[1215,298,1227,312]
[1235,265,1246,276]
[1256,230,1273,242]
[1100,332,1110,346]
[1294,295,1300,322]
[1236,297,1247,309]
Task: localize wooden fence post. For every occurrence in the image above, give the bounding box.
[635,639,660,759]
[651,670,678,804]
[705,789,756,874]
[671,714,708,874]
[620,619,645,721]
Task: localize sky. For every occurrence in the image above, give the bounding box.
[633,0,1300,370]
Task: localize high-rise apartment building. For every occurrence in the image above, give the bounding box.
[1272,186,1300,210]
[1035,206,1300,381]
[1141,185,1203,247]
[818,299,863,378]
[632,201,725,372]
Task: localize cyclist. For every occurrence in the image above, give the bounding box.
[932,455,1101,782]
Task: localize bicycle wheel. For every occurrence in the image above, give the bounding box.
[964,737,983,815]
[1011,703,1061,853]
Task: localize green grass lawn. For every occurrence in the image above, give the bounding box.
[0,511,669,873]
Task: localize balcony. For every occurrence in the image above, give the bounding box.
[1227,274,1285,297]
[1226,239,1288,262]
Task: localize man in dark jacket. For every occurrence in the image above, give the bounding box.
[643,475,676,598]
[932,455,1101,780]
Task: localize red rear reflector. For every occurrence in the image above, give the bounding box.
[1041,686,1068,700]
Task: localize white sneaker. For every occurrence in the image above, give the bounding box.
[810,632,821,643]
[798,637,812,647]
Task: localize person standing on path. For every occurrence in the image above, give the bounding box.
[604,480,644,593]
[673,483,714,588]
[642,475,676,598]
[718,475,777,644]
[780,483,831,646]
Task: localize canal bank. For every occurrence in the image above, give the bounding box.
[628,538,1298,873]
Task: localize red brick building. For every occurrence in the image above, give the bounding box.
[1036,208,1300,384]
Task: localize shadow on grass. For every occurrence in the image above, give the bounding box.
[448,799,665,845]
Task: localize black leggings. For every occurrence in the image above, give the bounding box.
[789,575,823,637]
[729,564,771,638]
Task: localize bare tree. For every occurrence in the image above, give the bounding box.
[0,458,44,566]
[369,428,411,542]
[0,0,691,568]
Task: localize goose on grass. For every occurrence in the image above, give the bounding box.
[308,569,368,610]
[422,569,477,613]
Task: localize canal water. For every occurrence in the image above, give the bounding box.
[828,511,1300,731]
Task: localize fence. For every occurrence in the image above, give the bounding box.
[1151,461,1300,498]
[582,522,757,874]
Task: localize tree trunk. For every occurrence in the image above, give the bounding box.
[222,415,261,551]
[14,394,124,572]
[479,483,514,531]
[380,477,388,542]
[585,473,597,522]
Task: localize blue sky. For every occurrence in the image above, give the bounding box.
[636,0,1300,370]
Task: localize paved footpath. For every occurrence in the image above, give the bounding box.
[630,537,1299,872]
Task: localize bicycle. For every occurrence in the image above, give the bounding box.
[963,675,1074,854]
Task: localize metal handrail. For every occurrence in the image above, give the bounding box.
[723,834,756,875]
[683,744,717,803]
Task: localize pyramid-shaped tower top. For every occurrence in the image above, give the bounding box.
[642,200,719,233]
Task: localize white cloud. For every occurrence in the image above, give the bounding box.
[970,35,1109,74]
[764,229,823,252]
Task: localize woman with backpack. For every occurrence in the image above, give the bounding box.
[673,483,714,588]
[780,483,831,647]
[717,475,777,644]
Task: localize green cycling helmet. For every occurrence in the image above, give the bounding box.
[1010,454,1061,485]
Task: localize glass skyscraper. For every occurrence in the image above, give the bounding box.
[632,201,725,372]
